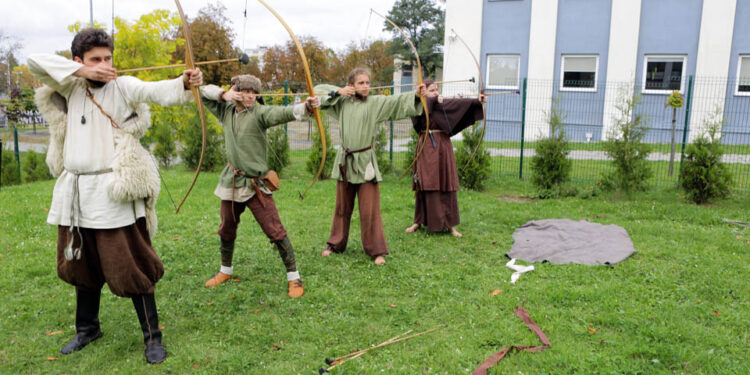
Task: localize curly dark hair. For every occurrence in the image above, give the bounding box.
[71,28,114,59]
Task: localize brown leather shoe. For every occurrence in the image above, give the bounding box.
[288,279,304,298]
[204,272,232,287]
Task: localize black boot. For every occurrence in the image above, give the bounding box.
[61,289,103,354]
[132,293,166,364]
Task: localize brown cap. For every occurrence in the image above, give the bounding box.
[230,74,262,93]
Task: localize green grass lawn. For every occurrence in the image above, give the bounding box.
[1,167,748,374]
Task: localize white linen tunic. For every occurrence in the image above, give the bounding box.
[28,54,192,229]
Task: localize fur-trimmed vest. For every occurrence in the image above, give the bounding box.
[35,83,161,236]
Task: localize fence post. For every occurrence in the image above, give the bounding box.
[389,81,395,167]
[283,80,289,134]
[677,75,694,182]
[389,120,394,167]
[519,78,527,179]
[0,135,3,190]
[13,125,21,182]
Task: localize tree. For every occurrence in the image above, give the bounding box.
[111,11,183,81]
[0,29,22,96]
[174,3,246,85]
[260,36,332,89]
[12,65,41,90]
[382,0,444,77]
[336,40,394,84]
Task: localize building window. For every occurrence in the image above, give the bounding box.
[642,55,686,93]
[486,54,520,89]
[400,63,413,78]
[560,55,598,91]
[736,55,750,96]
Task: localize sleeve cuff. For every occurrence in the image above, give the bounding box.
[292,103,308,121]
[200,84,225,101]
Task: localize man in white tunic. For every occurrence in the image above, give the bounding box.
[30,28,202,364]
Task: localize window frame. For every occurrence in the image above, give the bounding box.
[735,54,750,97]
[559,54,599,92]
[486,54,521,90]
[641,55,687,94]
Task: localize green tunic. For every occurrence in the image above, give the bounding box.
[314,84,423,183]
[201,85,296,189]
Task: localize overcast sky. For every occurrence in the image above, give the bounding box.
[1,0,405,63]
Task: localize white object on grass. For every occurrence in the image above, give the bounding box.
[506,258,534,284]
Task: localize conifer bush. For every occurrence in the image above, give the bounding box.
[306,112,337,179]
[680,109,732,204]
[455,122,490,190]
[22,150,52,183]
[401,130,419,172]
[266,126,290,174]
[602,92,651,194]
[152,120,177,168]
[530,98,574,198]
[376,126,391,174]
[1,150,21,186]
[179,109,225,171]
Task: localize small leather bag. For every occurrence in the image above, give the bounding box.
[262,170,280,191]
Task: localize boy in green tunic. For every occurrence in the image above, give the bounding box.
[199,75,320,298]
[316,68,425,265]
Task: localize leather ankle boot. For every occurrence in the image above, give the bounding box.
[132,294,166,364]
[61,289,103,354]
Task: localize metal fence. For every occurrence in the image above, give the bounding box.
[7,77,750,191]
[278,76,750,191]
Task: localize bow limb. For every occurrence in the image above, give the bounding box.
[370,9,430,181]
[257,0,325,200]
[451,28,487,173]
[174,0,208,213]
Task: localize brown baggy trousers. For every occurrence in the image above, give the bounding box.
[327,181,389,257]
[218,192,287,243]
[56,218,164,298]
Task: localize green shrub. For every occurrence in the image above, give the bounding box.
[266,126,290,175]
[455,122,490,190]
[602,92,652,194]
[679,110,732,204]
[375,125,391,174]
[1,150,21,187]
[530,97,573,198]
[22,150,52,183]
[306,112,337,179]
[179,107,225,172]
[401,129,419,172]
[152,120,177,168]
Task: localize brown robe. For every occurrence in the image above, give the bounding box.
[411,96,484,232]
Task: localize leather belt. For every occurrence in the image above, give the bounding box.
[339,145,372,183]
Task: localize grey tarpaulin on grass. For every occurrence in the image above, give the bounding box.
[506,219,635,265]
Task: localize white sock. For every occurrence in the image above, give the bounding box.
[220,265,233,275]
[286,271,300,281]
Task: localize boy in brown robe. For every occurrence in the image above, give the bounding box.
[406,79,486,237]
